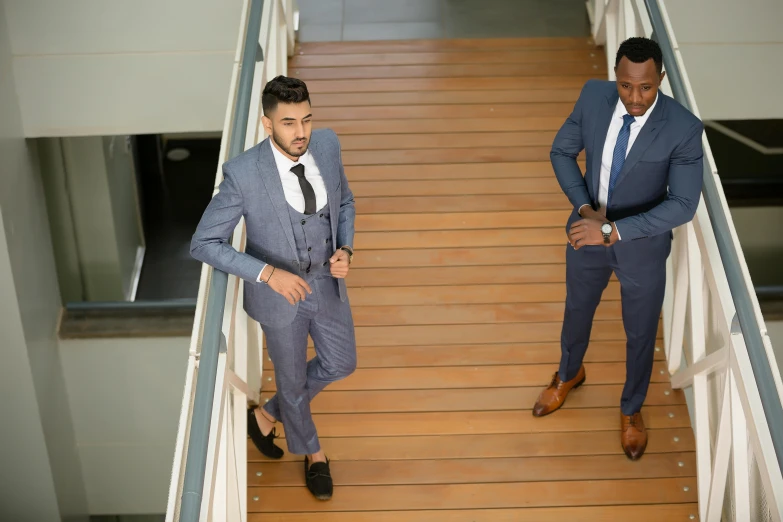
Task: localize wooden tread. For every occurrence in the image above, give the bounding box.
[249,429,695,462]
[264,340,660,368]
[260,384,684,413]
[251,504,699,521]
[344,162,585,181]
[292,49,602,68]
[250,478,696,512]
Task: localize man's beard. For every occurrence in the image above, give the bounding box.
[272,132,308,158]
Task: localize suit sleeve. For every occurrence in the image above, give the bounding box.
[614,121,704,241]
[551,82,592,210]
[190,163,267,283]
[334,134,356,249]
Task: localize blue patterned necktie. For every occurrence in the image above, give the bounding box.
[606,114,636,207]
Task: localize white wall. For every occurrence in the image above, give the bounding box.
[102,136,144,300]
[731,207,783,287]
[663,0,783,120]
[38,136,144,302]
[770,322,783,373]
[0,3,89,519]
[5,0,244,137]
[59,336,190,514]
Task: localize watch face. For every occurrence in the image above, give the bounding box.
[601,223,612,234]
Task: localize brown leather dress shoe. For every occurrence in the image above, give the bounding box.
[532,365,586,417]
[621,412,648,460]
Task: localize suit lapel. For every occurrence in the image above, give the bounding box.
[591,91,618,200]
[613,96,668,191]
[308,135,340,242]
[256,139,297,254]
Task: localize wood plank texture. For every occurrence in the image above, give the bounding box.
[319,117,569,134]
[250,37,695,518]
[292,50,602,68]
[249,429,696,462]
[294,62,606,80]
[251,504,700,521]
[312,89,582,107]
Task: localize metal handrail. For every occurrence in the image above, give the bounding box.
[178,0,265,519]
[644,0,783,474]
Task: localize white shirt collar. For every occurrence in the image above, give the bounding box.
[269,137,310,177]
[613,92,658,126]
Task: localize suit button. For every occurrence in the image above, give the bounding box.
[300,220,306,225]
[320,213,324,218]
[323,261,328,266]
[306,268,310,273]
[308,247,312,251]
[325,238,330,243]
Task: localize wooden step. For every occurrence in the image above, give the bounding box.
[344,147,565,165]
[348,282,621,305]
[347,301,622,326]
[249,478,696,512]
[357,211,567,231]
[319,117,567,134]
[348,264,570,286]
[262,361,670,391]
[352,229,569,251]
[251,452,694,487]
[350,179,561,197]
[250,504,700,521]
[292,50,602,68]
[295,62,606,81]
[313,90,582,108]
[340,132,557,150]
[257,406,690,439]
[305,76,596,94]
[316,103,572,121]
[356,194,571,213]
[248,429,695,462]
[345,162,583,181]
[352,321,662,346]
[352,246,571,268]
[295,37,598,55]
[263,340,658,369]
[350,282,620,306]
[260,384,684,413]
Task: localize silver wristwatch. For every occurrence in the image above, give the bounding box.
[601,223,613,244]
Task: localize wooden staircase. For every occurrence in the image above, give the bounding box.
[248,37,699,521]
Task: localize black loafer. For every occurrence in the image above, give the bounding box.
[304,456,333,500]
[247,408,283,459]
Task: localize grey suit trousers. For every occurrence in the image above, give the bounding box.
[262,275,357,455]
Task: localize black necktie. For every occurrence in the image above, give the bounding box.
[290,163,316,215]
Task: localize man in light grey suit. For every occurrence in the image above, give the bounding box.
[532,38,703,460]
[191,76,356,500]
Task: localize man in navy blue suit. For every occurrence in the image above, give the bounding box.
[531,37,704,460]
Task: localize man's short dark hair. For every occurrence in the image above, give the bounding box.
[262,76,310,115]
[616,37,663,74]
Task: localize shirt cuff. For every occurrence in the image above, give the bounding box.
[256,263,268,283]
[578,204,592,217]
[614,223,622,241]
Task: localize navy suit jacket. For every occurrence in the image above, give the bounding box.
[551,79,704,265]
[190,129,355,327]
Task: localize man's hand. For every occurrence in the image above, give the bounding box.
[569,206,618,249]
[264,268,312,305]
[329,249,351,279]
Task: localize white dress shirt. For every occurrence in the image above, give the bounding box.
[257,140,329,282]
[580,94,658,241]
[269,139,328,214]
